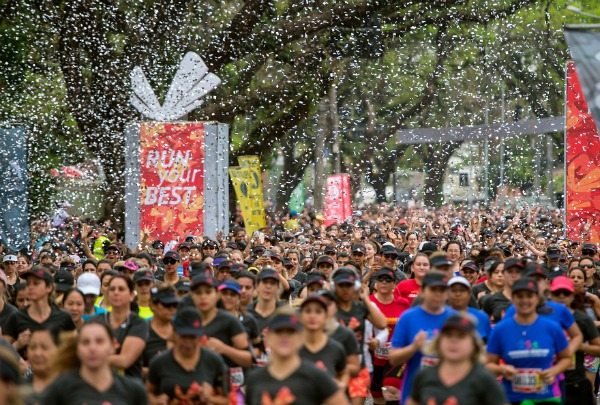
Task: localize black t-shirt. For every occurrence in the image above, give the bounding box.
[330,324,361,356]
[148,348,229,400]
[202,309,247,367]
[245,360,339,405]
[410,363,508,405]
[0,302,18,331]
[299,338,346,377]
[43,370,148,405]
[336,301,369,347]
[90,312,149,379]
[472,282,491,301]
[239,312,259,341]
[142,324,168,368]
[481,291,511,323]
[566,309,600,385]
[3,305,76,341]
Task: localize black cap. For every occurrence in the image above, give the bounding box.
[546,246,561,260]
[374,267,396,280]
[173,307,204,336]
[104,244,121,254]
[316,289,337,302]
[151,287,179,304]
[316,255,335,266]
[301,294,329,311]
[422,272,449,288]
[283,258,293,268]
[133,269,154,284]
[460,261,479,273]
[512,277,539,294]
[419,241,438,253]
[504,257,524,271]
[380,245,398,257]
[177,242,192,251]
[54,269,74,292]
[333,270,358,285]
[164,251,181,262]
[258,268,280,282]
[201,239,219,249]
[175,279,191,293]
[218,259,234,270]
[251,246,266,256]
[323,245,337,254]
[267,312,303,332]
[189,262,211,279]
[22,267,54,284]
[430,255,452,268]
[151,240,164,249]
[351,244,365,254]
[582,243,598,255]
[441,314,476,334]
[190,274,216,289]
[523,262,547,279]
[306,273,326,286]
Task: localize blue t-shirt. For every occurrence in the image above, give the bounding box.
[466,307,492,342]
[81,306,108,321]
[391,306,455,405]
[487,315,568,403]
[504,300,574,330]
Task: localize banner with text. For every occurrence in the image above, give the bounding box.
[229,155,266,235]
[139,122,205,242]
[566,61,600,242]
[323,173,352,226]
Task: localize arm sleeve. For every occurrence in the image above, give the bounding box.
[41,379,63,405]
[335,346,346,374]
[229,316,246,337]
[580,314,600,341]
[560,305,575,329]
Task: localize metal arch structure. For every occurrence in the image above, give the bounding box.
[394,116,564,144]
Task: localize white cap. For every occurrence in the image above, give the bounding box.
[448,275,471,289]
[77,272,101,296]
[2,255,17,263]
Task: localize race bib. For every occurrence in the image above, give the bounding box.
[374,342,391,361]
[229,367,244,389]
[512,369,546,393]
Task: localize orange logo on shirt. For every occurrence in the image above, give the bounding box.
[261,387,296,405]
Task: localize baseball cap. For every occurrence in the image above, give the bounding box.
[267,312,303,332]
[419,241,438,253]
[523,262,547,279]
[448,275,471,289]
[177,242,192,251]
[504,257,524,271]
[190,274,216,289]
[77,272,101,296]
[316,255,334,266]
[201,239,219,249]
[430,254,452,268]
[323,245,337,254]
[218,260,234,270]
[189,262,211,279]
[301,294,328,311]
[582,243,598,256]
[22,267,53,284]
[151,287,179,304]
[54,269,74,292]
[122,260,140,272]
[306,273,326,286]
[218,280,241,295]
[104,244,120,254]
[422,272,448,288]
[133,269,154,284]
[441,314,476,334]
[512,277,539,294]
[460,261,479,273]
[151,240,164,249]
[316,289,337,302]
[351,244,365,254]
[164,251,181,262]
[2,255,17,263]
[333,269,358,285]
[546,246,561,260]
[380,245,398,257]
[373,267,395,280]
[175,279,191,293]
[550,276,575,293]
[258,268,280,282]
[173,307,204,336]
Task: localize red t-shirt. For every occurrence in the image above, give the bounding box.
[369,294,410,366]
[393,279,421,305]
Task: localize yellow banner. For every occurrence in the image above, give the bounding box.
[229,156,266,235]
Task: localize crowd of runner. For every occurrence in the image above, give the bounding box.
[0,203,598,405]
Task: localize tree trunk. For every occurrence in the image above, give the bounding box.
[423,142,461,207]
[313,99,329,212]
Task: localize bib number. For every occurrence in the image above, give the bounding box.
[374,342,390,360]
[419,355,439,369]
[512,369,546,393]
[229,367,244,389]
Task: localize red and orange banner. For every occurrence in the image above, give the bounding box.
[323,173,352,226]
[139,122,205,242]
[566,62,600,242]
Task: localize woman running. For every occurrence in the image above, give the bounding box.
[393,253,430,305]
[43,321,147,404]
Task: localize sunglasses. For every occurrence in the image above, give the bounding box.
[159,301,178,309]
[163,259,178,265]
[551,289,572,297]
[377,277,394,283]
[581,264,594,269]
[383,254,397,259]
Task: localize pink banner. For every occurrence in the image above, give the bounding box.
[323,174,352,226]
[139,122,205,242]
[566,62,600,242]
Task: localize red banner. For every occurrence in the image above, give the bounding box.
[323,174,352,226]
[566,62,600,242]
[139,122,205,242]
